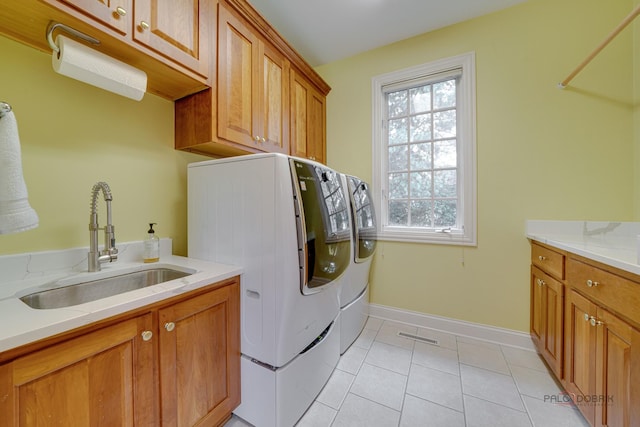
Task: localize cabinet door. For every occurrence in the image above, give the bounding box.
[0,315,156,427]
[158,281,240,427]
[134,0,211,78]
[307,87,326,163]
[217,4,261,149]
[48,0,132,35]
[565,289,598,425]
[291,70,326,163]
[260,41,290,154]
[531,267,544,346]
[543,273,564,377]
[595,308,636,427]
[531,267,564,378]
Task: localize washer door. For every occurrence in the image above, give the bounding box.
[347,176,377,263]
[291,159,351,294]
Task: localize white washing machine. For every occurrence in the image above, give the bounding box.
[188,154,351,427]
[339,175,377,354]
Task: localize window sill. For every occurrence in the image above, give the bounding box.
[377,229,477,246]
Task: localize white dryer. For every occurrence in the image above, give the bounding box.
[188,154,351,427]
[339,175,377,354]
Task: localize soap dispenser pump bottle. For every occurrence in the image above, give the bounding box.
[143,223,159,263]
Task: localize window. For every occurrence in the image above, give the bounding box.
[372,52,476,245]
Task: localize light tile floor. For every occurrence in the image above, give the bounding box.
[225,317,590,427]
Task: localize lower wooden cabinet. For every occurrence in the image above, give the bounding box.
[530,241,640,427]
[564,289,599,425]
[565,289,640,427]
[530,265,563,377]
[594,307,638,427]
[0,314,155,426]
[159,281,240,427]
[0,277,240,427]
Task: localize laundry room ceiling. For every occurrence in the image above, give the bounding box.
[248,0,528,66]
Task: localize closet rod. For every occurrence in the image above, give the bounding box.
[558,3,640,89]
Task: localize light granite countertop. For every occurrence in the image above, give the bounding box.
[0,239,242,353]
[526,220,640,276]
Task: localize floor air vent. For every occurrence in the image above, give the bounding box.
[397,332,439,346]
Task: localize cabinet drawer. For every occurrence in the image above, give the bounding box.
[566,258,640,328]
[531,243,565,279]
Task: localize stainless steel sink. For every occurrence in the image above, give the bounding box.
[20,268,192,309]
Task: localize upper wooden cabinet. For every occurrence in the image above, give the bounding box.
[133,0,211,78]
[217,3,289,154]
[175,0,329,161]
[48,0,211,78]
[290,69,326,164]
[54,0,132,35]
[0,0,213,99]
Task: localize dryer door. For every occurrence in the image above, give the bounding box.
[347,176,377,263]
[291,159,351,294]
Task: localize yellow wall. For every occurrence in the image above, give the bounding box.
[0,35,207,257]
[0,0,635,333]
[635,0,640,217]
[317,0,635,332]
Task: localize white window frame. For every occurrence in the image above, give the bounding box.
[372,52,477,246]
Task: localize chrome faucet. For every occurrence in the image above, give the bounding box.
[88,181,118,272]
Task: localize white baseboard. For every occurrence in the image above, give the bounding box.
[369,303,536,351]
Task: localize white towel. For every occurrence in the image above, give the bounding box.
[0,110,38,234]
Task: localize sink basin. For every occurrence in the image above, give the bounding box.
[20,268,192,309]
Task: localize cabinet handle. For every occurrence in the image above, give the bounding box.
[254,135,261,143]
[164,322,175,332]
[584,313,590,322]
[538,255,546,261]
[115,6,127,17]
[139,21,150,31]
[536,278,545,287]
[141,330,153,341]
[261,137,266,143]
[586,279,599,288]
[589,316,604,327]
